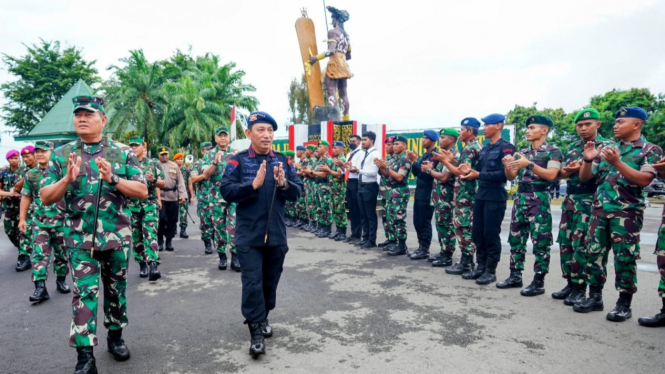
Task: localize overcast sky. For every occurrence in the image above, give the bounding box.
[1,0,665,165]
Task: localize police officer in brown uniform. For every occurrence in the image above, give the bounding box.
[156,146,187,251]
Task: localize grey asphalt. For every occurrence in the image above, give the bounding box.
[0,202,664,374]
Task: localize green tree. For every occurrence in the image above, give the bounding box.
[1,39,100,135]
[288,74,310,124]
[506,103,572,149]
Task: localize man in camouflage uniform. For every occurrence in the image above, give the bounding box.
[41,96,148,374]
[329,141,348,240]
[201,126,240,272]
[552,109,612,306]
[422,128,459,268]
[498,115,562,297]
[301,145,319,233]
[376,137,395,248]
[293,145,308,228]
[575,106,663,323]
[309,141,334,238]
[434,118,482,275]
[0,149,30,271]
[191,142,214,253]
[376,136,412,255]
[19,141,70,303]
[128,137,165,281]
[174,153,192,238]
[17,146,38,267]
[284,150,298,226]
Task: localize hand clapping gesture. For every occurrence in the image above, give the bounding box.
[583,142,603,162]
[562,159,582,174]
[252,160,267,190]
[600,146,620,166]
[274,162,285,187]
[508,153,530,170]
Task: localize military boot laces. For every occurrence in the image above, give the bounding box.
[107,335,131,361]
[218,253,228,270]
[475,271,497,285]
[564,284,586,306]
[248,322,266,357]
[463,266,485,280]
[260,319,273,338]
[552,281,574,300]
[148,262,161,281]
[606,296,632,322]
[230,253,241,272]
[15,254,31,272]
[204,240,213,254]
[139,262,149,278]
[496,270,523,289]
[520,274,546,297]
[29,280,50,303]
[74,347,97,374]
[387,240,408,256]
[573,288,603,313]
[638,307,665,328]
[432,251,453,267]
[56,276,71,293]
[446,254,475,274]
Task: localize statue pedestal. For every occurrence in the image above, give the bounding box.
[313,106,341,123]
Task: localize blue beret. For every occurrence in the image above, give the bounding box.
[615,106,647,121]
[296,145,306,151]
[333,141,345,147]
[247,111,278,131]
[423,129,438,141]
[481,113,505,124]
[460,117,480,129]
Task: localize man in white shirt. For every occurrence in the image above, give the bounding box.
[347,131,380,248]
[337,135,362,243]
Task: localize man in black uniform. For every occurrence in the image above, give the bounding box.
[459,114,516,285]
[220,111,303,358]
[406,130,440,259]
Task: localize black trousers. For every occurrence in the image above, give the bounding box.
[158,201,179,240]
[357,182,379,242]
[472,199,507,273]
[237,245,288,323]
[413,199,434,249]
[346,179,361,238]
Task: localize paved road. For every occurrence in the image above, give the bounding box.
[0,203,663,374]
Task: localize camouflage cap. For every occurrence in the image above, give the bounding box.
[158,146,170,155]
[200,142,213,150]
[128,136,144,146]
[72,96,105,113]
[215,126,230,135]
[34,141,54,151]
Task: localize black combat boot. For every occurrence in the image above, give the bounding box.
[496,270,523,289]
[74,347,97,374]
[218,253,228,270]
[410,246,430,260]
[316,225,331,238]
[179,227,189,239]
[148,262,161,281]
[285,217,293,227]
[334,229,347,241]
[354,239,368,247]
[520,273,546,297]
[308,222,319,233]
[378,239,394,248]
[260,319,273,338]
[29,280,49,303]
[638,300,665,327]
[139,262,149,278]
[463,264,485,280]
[360,240,376,249]
[328,227,337,239]
[387,239,407,256]
[56,276,71,293]
[606,293,632,322]
[446,254,474,275]
[573,285,603,313]
[15,254,31,272]
[203,239,212,254]
[302,220,312,231]
[230,253,241,272]
[107,330,131,361]
[564,283,587,306]
[552,280,574,300]
[248,322,266,357]
[383,241,397,252]
[165,238,174,251]
[428,251,443,262]
[475,271,497,285]
[158,237,164,252]
[432,251,453,267]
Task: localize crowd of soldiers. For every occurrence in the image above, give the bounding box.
[286,107,665,330]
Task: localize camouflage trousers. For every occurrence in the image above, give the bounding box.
[130,203,160,265]
[69,247,129,348]
[556,198,593,284]
[198,205,214,241]
[654,220,665,298]
[508,203,553,274]
[586,213,642,294]
[306,182,318,222]
[381,188,393,241]
[3,204,20,248]
[435,203,456,254]
[332,186,347,229]
[213,202,236,254]
[453,204,475,256]
[20,215,34,257]
[386,186,410,241]
[316,183,333,226]
[295,192,307,221]
[285,200,296,219]
[31,224,68,282]
[179,201,189,229]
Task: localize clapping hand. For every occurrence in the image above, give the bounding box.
[95,158,114,183]
[583,142,603,161]
[562,159,582,174]
[274,162,285,187]
[65,152,82,184]
[508,153,530,170]
[375,159,388,169]
[406,150,418,163]
[651,156,665,172]
[458,162,471,175]
[252,160,267,190]
[601,146,620,166]
[421,161,432,173]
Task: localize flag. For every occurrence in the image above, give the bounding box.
[230,104,236,140]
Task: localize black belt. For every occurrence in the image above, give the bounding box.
[567,185,598,195]
[361,182,376,185]
[517,184,549,193]
[162,187,177,192]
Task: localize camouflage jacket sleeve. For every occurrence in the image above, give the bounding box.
[152,159,165,181]
[641,143,664,176]
[20,169,34,197]
[42,151,65,187]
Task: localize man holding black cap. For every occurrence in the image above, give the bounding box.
[220,111,303,357]
[460,114,516,285]
[191,142,214,253]
[577,106,663,323]
[157,146,187,252]
[406,130,440,259]
[499,115,562,296]
[342,134,363,243]
[348,131,380,249]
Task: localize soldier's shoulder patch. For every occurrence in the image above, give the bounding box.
[226,159,239,175]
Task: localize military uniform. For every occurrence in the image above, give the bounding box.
[305,151,319,231]
[385,148,412,255]
[294,150,309,226]
[191,144,214,252]
[454,137,481,258]
[1,163,29,262]
[331,151,347,239]
[379,152,395,245]
[431,149,458,258]
[314,147,333,236]
[179,164,191,234]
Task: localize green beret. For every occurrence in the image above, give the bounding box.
[439,128,459,138]
[306,144,317,151]
[526,115,554,128]
[129,136,144,145]
[285,150,295,157]
[215,126,229,135]
[318,140,330,147]
[574,109,600,123]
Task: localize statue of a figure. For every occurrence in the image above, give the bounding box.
[309,6,353,121]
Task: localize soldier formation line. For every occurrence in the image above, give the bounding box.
[1,96,665,373]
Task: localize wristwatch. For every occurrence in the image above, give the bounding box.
[278,180,289,190]
[426,168,432,175]
[109,174,120,187]
[527,162,535,171]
